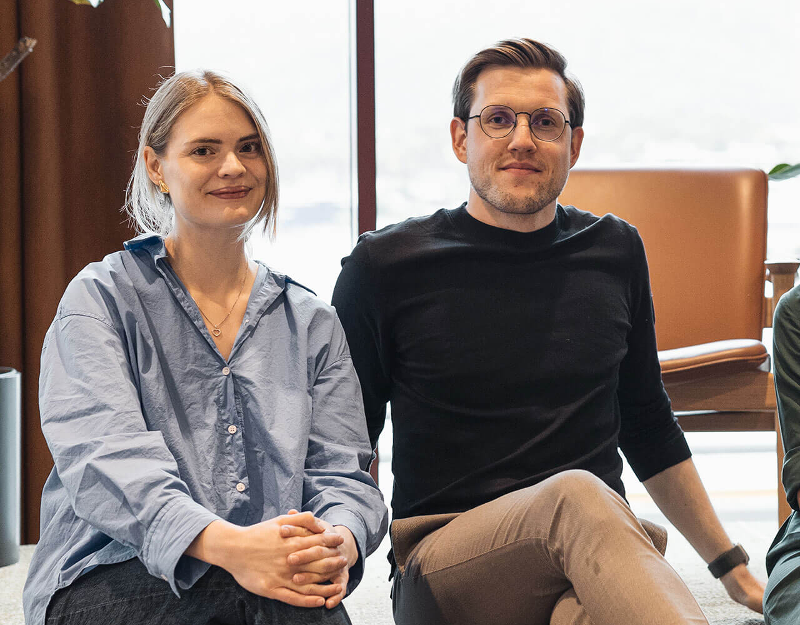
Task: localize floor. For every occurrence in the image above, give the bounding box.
[0,431,779,624]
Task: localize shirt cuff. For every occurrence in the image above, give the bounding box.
[141,496,221,596]
[321,507,369,594]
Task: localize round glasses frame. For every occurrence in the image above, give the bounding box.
[467,105,572,142]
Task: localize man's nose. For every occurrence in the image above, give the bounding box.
[507,113,537,150]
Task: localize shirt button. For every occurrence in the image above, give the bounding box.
[236,482,246,492]
[227,424,237,434]
[222,366,231,375]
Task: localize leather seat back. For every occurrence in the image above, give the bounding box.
[559,169,768,350]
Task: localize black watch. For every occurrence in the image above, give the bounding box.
[708,544,749,578]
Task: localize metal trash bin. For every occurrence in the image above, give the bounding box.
[0,367,21,567]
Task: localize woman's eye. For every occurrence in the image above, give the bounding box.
[240,141,261,154]
[191,146,213,156]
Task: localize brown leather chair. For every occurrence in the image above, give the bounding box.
[560,168,798,522]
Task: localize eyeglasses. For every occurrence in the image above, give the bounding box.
[467,105,571,141]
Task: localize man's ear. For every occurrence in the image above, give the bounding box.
[569,126,584,169]
[450,117,468,164]
[142,146,164,184]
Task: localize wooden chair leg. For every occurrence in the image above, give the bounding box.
[777,411,792,523]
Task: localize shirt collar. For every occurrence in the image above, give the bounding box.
[123,234,299,318]
[123,233,168,262]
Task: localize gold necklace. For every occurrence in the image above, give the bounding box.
[196,264,248,338]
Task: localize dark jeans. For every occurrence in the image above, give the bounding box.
[45,557,353,625]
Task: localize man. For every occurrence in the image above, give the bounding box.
[332,38,764,624]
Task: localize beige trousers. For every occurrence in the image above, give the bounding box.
[390,470,707,625]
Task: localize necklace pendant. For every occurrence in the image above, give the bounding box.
[212,328,222,337]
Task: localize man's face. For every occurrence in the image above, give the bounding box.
[450,66,584,232]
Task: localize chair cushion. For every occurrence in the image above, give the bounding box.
[659,339,769,383]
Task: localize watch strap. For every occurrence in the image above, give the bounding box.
[708,543,749,578]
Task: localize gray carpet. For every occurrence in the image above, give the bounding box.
[0,521,772,624]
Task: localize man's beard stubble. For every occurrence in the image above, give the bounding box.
[469,169,566,216]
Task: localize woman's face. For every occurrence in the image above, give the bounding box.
[146,94,268,235]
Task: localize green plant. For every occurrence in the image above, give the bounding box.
[769,163,800,181]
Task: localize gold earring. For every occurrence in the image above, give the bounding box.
[158,180,170,194]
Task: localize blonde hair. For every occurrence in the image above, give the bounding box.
[125,70,279,239]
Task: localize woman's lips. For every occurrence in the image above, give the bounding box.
[209,187,250,200]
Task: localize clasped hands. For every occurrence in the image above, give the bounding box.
[187,509,358,609]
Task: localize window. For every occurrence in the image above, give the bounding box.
[175,0,353,301]
[374,0,800,258]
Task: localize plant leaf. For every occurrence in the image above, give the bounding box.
[769,163,800,181]
[153,0,171,27]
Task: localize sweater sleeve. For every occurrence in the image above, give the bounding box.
[773,286,800,511]
[331,236,392,450]
[617,229,692,481]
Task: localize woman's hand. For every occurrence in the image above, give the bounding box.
[186,513,346,608]
[280,510,359,608]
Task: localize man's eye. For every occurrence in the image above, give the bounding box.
[532,115,556,127]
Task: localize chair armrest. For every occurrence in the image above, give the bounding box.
[765,260,800,327]
[659,339,769,384]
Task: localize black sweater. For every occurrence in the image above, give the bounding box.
[332,203,691,520]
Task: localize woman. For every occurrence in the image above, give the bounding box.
[22,70,387,625]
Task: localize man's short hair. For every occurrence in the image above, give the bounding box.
[452,38,585,129]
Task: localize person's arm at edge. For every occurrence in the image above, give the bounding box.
[616,227,764,612]
[642,458,765,612]
[773,286,800,512]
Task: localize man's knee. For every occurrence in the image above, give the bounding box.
[531,470,631,527]
[538,470,617,504]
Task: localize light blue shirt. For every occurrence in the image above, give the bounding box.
[23,234,387,625]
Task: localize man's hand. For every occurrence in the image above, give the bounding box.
[280,510,359,608]
[719,563,766,613]
[186,513,345,608]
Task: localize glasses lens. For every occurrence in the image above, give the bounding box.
[530,108,565,141]
[480,106,516,138]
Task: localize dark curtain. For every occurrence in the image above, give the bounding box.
[0,0,175,543]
